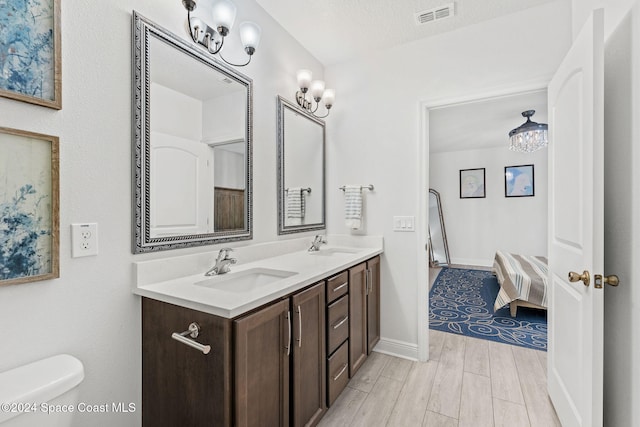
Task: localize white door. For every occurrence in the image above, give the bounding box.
[547,9,604,427]
[150,131,212,237]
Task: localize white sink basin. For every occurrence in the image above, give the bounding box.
[195,268,296,293]
[309,247,360,256]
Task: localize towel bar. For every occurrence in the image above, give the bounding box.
[171,322,211,354]
[339,185,374,191]
[285,187,311,194]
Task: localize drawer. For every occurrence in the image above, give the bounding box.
[327,340,349,407]
[326,271,349,304]
[327,295,349,355]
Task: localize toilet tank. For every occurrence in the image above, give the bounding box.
[0,354,84,426]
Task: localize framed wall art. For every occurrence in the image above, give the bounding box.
[0,127,59,286]
[0,0,62,109]
[505,164,535,197]
[460,168,486,198]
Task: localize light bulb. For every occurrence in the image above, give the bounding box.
[322,89,335,108]
[211,0,237,36]
[310,80,325,101]
[297,70,312,92]
[239,21,261,55]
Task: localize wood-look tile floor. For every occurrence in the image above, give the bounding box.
[318,331,560,427]
[320,268,558,427]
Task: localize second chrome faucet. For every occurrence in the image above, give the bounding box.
[205,248,237,276]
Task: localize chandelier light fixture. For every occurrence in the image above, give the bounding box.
[181,0,261,67]
[508,110,548,153]
[295,69,335,118]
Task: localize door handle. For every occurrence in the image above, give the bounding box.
[594,274,620,289]
[568,270,590,287]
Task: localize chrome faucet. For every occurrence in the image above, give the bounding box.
[205,248,237,276]
[308,235,327,252]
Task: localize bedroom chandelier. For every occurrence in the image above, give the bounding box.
[508,110,548,153]
[181,0,261,67]
[295,69,335,118]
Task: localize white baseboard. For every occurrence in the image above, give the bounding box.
[450,258,492,268]
[372,337,418,361]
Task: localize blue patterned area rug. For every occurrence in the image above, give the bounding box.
[429,267,547,351]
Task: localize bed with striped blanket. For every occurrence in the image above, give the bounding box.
[492,250,549,317]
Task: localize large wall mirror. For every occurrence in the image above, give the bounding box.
[133,12,252,253]
[277,96,325,234]
[428,189,451,266]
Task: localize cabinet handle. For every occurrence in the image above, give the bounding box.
[297,305,302,348]
[333,363,348,381]
[365,268,369,295]
[367,268,373,293]
[333,282,348,292]
[332,315,349,330]
[286,311,291,356]
[171,322,211,355]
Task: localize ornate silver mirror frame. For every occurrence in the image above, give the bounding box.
[132,12,253,253]
[428,188,451,266]
[276,96,326,235]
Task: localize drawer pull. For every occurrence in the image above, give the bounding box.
[332,315,349,330]
[332,282,348,292]
[333,363,348,381]
[171,323,211,355]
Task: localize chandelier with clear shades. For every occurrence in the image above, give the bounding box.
[508,110,548,153]
[181,0,261,67]
[295,69,335,118]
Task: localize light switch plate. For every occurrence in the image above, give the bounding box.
[71,223,98,257]
[393,216,415,232]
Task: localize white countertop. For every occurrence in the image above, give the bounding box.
[133,235,383,318]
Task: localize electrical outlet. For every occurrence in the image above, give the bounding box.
[71,223,98,257]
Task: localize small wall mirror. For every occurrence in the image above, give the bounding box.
[277,96,325,234]
[428,189,451,266]
[133,12,252,253]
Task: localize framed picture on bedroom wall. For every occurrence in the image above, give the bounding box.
[505,164,535,197]
[0,127,60,286]
[459,168,486,198]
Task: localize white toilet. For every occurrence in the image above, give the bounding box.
[0,354,84,427]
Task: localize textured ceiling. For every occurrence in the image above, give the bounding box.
[255,0,561,65]
[429,90,548,153]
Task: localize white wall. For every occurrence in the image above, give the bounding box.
[0,0,323,425]
[430,147,548,266]
[202,91,246,142]
[325,1,572,352]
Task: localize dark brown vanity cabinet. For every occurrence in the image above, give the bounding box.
[142,256,381,426]
[348,256,381,377]
[142,282,325,427]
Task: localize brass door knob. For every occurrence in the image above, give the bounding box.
[594,274,620,288]
[568,270,590,287]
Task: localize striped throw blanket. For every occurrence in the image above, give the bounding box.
[493,251,549,312]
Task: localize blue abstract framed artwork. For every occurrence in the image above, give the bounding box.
[0,127,59,286]
[0,0,62,109]
[505,164,535,197]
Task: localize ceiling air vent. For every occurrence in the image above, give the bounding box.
[415,3,455,25]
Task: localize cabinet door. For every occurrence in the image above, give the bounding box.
[367,256,381,354]
[142,298,232,427]
[235,299,290,427]
[291,282,326,427]
[348,262,368,376]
